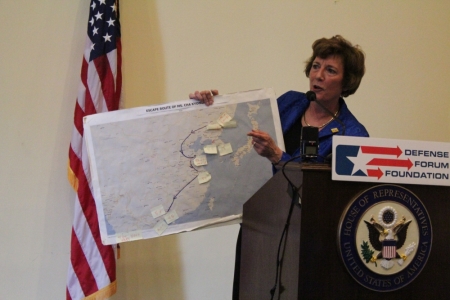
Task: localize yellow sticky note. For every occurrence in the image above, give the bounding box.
[194,155,208,166]
[217,112,232,126]
[116,230,142,243]
[222,120,237,128]
[207,123,222,130]
[198,171,212,184]
[204,145,217,154]
[154,220,168,236]
[151,204,166,219]
[218,143,233,156]
[164,210,179,224]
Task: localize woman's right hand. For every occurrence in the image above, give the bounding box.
[188,90,218,106]
[247,129,283,164]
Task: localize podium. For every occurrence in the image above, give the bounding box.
[239,163,449,299]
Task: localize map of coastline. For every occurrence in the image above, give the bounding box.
[84,89,283,244]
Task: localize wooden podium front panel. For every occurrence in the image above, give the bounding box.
[241,163,450,299]
[299,166,373,298]
[299,166,449,299]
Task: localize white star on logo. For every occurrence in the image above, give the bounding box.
[103,33,112,42]
[91,2,96,10]
[111,3,117,12]
[99,0,107,5]
[89,17,94,26]
[92,26,99,35]
[346,149,376,176]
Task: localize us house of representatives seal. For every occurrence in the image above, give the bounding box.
[337,184,432,292]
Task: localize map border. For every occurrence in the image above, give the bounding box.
[84,88,284,244]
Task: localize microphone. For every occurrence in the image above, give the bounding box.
[300,126,319,160]
[305,91,346,135]
[305,90,317,102]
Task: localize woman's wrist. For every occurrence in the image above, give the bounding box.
[269,149,283,165]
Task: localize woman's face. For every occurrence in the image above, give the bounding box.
[308,55,344,104]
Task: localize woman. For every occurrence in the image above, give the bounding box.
[190,35,369,299]
[190,35,369,165]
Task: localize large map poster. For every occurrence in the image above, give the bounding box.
[84,88,283,245]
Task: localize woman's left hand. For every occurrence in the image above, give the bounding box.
[247,129,283,164]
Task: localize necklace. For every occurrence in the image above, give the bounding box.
[303,110,339,129]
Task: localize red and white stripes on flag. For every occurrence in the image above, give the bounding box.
[67,1,122,299]
[382,240,397,260]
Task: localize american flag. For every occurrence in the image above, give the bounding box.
[66,0,121,299]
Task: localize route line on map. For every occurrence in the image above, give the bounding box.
[168,125,207,212]
[180,125,206,158]
[190,160,198,172]
[168,175,199,211]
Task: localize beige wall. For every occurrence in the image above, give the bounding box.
[1,1,449,299]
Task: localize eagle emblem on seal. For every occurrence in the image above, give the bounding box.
[361,206,416,269]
